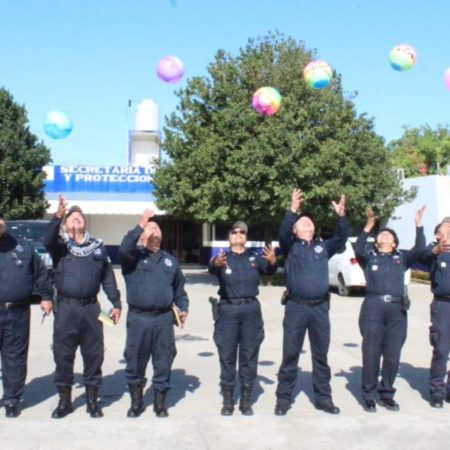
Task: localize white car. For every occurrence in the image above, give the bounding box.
[328,237,411,296]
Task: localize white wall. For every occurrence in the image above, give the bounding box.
[387,175,450,248]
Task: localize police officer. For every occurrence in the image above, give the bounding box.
[419,217,450,408]
[0,210,53,417]
[45,195,121,419]
[209,221,277,416]
[275,189,347,416]
[355,206,426,412]
[119,208,189,418]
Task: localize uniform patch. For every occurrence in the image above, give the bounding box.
[15,245,24,252]
[371,265,378,271]
[164,258,173,267]
[225,268,232,275]
[249,256,256,262]
[441,262,447,268]
[94,248,102,256]
[314,245,323,254]
[144,259,148,264]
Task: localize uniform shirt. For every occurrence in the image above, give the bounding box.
[279,212,348,300]
[208,249,277,299]
[119,225,189,312]
[44,217,121,308]
[355,227,425,297]
[419,243,450,296]
[0,232,53,303]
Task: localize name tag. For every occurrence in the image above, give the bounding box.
[441,262,447,268]
[371,265,378,271]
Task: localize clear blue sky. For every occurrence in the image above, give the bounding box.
[1,0,449,166]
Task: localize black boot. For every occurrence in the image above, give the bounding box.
[5,403,21,418]
[221,385,234,416]
[86,386,103,418]
[239,384,254,416]
[127,384,145,418]
[153,390,169,418]
[52,386,74,419]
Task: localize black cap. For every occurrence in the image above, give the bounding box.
[230,221,248,234]
[64,205,85,222]
[378,227,399,247]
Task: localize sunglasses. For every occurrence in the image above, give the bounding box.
[231,229,246,235]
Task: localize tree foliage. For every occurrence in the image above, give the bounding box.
[0,87,51,219]
[389,125,450,177]
[154,32,409,233]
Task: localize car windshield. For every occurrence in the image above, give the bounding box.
[8,222,48,244]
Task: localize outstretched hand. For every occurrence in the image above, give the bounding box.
[262,244,277,266]
[290,189,305,213]
[56,195,68,219]
[331,194,346,217]
[139,208,155,229]
[364,208,377,232]
[214,249,228,268]
[415,205,426,227]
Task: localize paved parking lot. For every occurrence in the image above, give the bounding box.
[0,270,449,449]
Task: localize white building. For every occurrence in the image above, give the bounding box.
[386,174,450,248]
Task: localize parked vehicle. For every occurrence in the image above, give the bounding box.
[7,220,53,269]
[328,237,412,296]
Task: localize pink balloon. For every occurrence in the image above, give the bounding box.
[156,56,184,84]
[444,68,450,90]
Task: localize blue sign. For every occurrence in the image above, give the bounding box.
[44,165,155,194]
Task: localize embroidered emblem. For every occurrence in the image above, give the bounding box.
[164,258,173,267]
[16,245,24,252]
[314,245,323,254]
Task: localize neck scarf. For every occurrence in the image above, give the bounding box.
[59,228,103,257]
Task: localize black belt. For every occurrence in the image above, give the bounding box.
[435,295,450,303]
[219,297,257,305]
[129,305,171,316]
[58,297,97,306]
[0,300,29,310]
[289,296,328,306]
[372,295,404,303]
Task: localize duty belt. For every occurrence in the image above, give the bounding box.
[128,305,171,316]
[289,296,327,306]
[373,295,404,303]
[58,297,97,306]
[0,300,29,310]
[434,295,450,303]
[219,297,257,305]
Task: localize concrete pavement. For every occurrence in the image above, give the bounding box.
[0,270,449,450]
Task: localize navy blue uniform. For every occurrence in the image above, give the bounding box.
[45,217,121,388]
[275,212,348,408]
[419,243,450,402]
[0,232,52,406]
[120,225,189,392]
[209,249,276,387]
[355,227,425,401]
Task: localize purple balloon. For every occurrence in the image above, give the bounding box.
[156,55,184,84]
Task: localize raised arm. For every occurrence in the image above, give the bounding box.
[355,208,377,268]
[258,244,278,275]
[279,189,304,256]
[44,195,68,264]
[324,194,348,258]
[404,206,427,267]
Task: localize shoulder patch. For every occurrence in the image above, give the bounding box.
[164,257,173,267]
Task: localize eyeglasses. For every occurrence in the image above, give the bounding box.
[231,229,246,235]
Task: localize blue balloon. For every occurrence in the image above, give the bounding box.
[43,111,73,139]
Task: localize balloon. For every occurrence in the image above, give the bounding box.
[444,68,450,90]
[389,45,417,71]
[156,55,184,84]
[252,87,282,116]
[43,111,73,140]
[303,60,333,89]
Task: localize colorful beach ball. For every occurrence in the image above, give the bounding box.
[303,60,333,89]
[389,45,417,71]
[43,111,73,140]
[444,68,450,90]
[156,55,185,84]
[252,87,282,116]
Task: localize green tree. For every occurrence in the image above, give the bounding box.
[0,87,51,218]
[389,125,450,177]
[154,32,409,235]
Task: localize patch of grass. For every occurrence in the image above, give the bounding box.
[261,271,286,286]
[411,270,430,284]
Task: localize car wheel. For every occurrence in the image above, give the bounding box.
[337,274,352,296]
